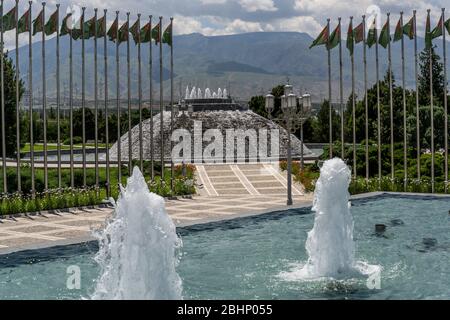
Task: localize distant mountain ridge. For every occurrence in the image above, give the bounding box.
[10,31,450,102]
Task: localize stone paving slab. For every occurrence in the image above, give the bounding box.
[0,194,313,254]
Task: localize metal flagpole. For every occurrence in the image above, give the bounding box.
[338,17,344,160]
[0,0,6,193]
[127,12,132,176]
[375,16,381,184]
[149,15,154,181]
[350,16,356,179]
[401,12,407,191]
[414,10,420,180]
[137,14,143,173]
[116,11,121,185]
[327,18,332,158]
[363,15,369,181]
[81,7,86,187]
[28,1,35,196]
[104,9,110,197]
[94,8,99,190]
[69,15,74,187]
[15,0,21,193]
[42,2,48,190]
[443,8,448,192]
[429,9,435,193]
[387,13,394,182]
[56,4,61,189]
[170,17,174,193]
[159,16,164,182]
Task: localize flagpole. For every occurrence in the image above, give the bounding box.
[126,12,132,176]
[350,16,356,179]
[338,17,344,160]
[375,16,381,185]
[387,13,394,184]
[414,10,420,181]
[116,11,121,185]
[94,8,99,191]
[103,9,110,197]
[327,18,332,158]
[149,15,154,181]
[69,15,74,188]
[401,12,407,191]
[443,8,448,192]
[15,0,21,193]
[137,14,143,173]
[363,15,369,181]
[159,16,164,183]
[0,0,6,194]
[42,2,48,191]
[81,7,86,187]
[28,1,35,196]
[56,4,61,189]
[170,17,174,194]
[429,9,435,193]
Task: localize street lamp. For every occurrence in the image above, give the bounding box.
[265,84,311,206]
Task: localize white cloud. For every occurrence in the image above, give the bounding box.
[238,0,277,12]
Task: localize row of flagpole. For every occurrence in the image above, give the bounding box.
[0,2,174,197]
[310,9,450,192]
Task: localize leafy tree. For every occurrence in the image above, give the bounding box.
[0,52,25,157]
[418,46,446,107]
[312,100,340,143]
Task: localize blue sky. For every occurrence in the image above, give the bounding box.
[2,0,449,48]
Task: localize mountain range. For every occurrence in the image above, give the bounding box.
[10,31,450,102]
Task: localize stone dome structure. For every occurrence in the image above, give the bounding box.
[108,110,313,163]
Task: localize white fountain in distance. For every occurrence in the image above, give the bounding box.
[91,167,183,300]
[280,158,380,281]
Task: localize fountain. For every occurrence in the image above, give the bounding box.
[197,88,202,99]
[91,167,183,300]
[204,88,211,98]
[280,158,379,281]
[217,88,222,98]
[223,88,228,98]
[185,86,190,100]
[190,87,197,99]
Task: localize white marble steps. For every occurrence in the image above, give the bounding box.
[195,163,303,197]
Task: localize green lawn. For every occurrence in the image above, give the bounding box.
[21,143,111,152]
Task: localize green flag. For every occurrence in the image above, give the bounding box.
[44,9,58,36]
[346,19,353,55]
[96,15,106,37]
[425,11,432,50]
[2,6,16,31]
[431,15,443,39]
[140,22,151,43]
[107,17,118,41]
[60,13,72,36]
[162,22,172,46]
[152,21,160,45]
[367,18,377,48]
[17,8,30,34]
[393,17,402,42]
[82,16,96,39]
[445,19,450,35]
[353,22,364,44]
[129,19,140,44]
[403,16,415,40]
[327,24,340,50]
[32,9,43,36]
[118,21,129,44]
[379,19,390,48]
[309,24,328,49]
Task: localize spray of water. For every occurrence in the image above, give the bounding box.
[280,158,379,281]
[91,167,183,300]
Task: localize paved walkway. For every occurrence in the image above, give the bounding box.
[0,163,312,254]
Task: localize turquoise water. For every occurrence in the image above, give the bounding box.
[1,195,449,300]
